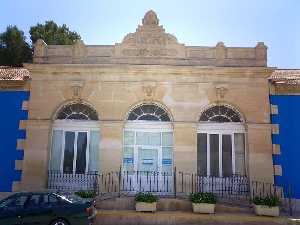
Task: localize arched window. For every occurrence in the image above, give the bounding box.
[123,103,173,180]
[199,105,242,123]
[197,104,246,177]
[56,103,98,121]
[127,104,170,121]
[50,102,99,181]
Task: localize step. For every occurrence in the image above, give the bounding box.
[96,196,252,214]
[95,210,290,225]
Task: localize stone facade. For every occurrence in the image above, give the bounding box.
[19,10,274,191]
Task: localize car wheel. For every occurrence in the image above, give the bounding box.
[50,219,69,225]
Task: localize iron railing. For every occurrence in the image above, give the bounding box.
[48,170,98,192]
[47,169,294,215]
[47,169,285,201]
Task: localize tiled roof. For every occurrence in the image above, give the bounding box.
[269,70,300,85]
[0,67,30,81]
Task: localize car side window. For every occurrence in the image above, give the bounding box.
[26,195,41,208]
[15,196,29,207]
[0,195,29,208]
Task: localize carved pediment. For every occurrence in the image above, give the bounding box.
[115,10,185,58]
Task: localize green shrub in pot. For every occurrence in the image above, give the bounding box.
[189,192,217,214]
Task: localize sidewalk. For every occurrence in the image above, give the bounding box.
[95,210,300,225]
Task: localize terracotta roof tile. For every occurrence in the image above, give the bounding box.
[269,70,300,85]
[0,67,30,81]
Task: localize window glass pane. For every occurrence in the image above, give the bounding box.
[162,132,173,146]
[50,130,63,171]
[123,147,134,171]
[138,147,158,172]
[162,147,172,159]
[76,132,87,174]
[197,133,207,176]
[89,131,99,172]
[222,134,232,177]
[234,133,245,175]
[210,134,219,177]
[63,132,75,174]
[124,131,135,145]
[162,147,172,174]
[136,132,161,146]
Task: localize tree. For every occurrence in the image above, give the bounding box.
[0,26,32,67]
[30,21,81,45]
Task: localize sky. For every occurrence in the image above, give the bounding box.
[0,0,299,68]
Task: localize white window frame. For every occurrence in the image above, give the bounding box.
[197,122,246,177]
[50,120,100,174]
[123,121,173,173]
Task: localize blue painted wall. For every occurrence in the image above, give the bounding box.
[270,95,300,199]
[0,90,29,192]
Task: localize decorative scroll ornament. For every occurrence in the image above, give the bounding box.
[215,85,228,100]
[115,10,185,58]
[142,81,157,100]
[70,80,84,100]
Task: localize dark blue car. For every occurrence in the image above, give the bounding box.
[0,192,96,225]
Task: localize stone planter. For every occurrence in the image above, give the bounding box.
[135,202,157,212]
[192,203,215,214]
[254,205,279,217]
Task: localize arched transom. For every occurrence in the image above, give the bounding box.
[56,103,98,121]
[199,105,242,123]
[127,104,171,121]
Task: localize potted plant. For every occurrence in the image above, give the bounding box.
[252,195,280,217]
[189,192,217,214]
[135,192,158,212]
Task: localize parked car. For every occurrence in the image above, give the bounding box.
[0,192,96,225]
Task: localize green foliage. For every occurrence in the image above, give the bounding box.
[74,190,96,199]
[0,26,32,66]
[135,192,158,203]
[189,192,217,204]
[30,21,81,45]
[252,195,280,207]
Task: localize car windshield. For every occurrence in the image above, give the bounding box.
[54,193,88,203]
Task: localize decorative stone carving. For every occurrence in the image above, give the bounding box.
[115,10,185,58]
[142,10,159,25]
[215,85,228,100]
[70,80,84,100]
[34,39,47,57]
[142,81,157,100]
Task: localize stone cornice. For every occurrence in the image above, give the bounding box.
[24,63,274,78]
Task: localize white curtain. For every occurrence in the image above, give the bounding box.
[88,131,100,172]
[162,132,173,146]
[50,130,63,171]
[124,131,135,145]
[234,133,245,175]
[136,132,161,146]
[123,146,134,171]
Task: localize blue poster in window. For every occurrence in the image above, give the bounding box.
[142,158,154,165]
[123,158,134,164]
[162,159,172,165]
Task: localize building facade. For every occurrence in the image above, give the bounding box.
[0,68,30,193]
[2,11,275,193]
[270,70,300,204]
